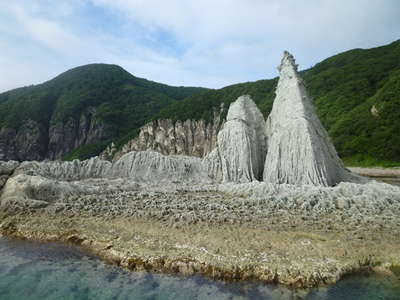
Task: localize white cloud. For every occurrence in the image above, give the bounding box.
[0,0,399,92]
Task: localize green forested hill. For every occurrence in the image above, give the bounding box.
[155,40,400,166]
[0,64,208,160]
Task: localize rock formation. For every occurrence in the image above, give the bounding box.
[47,108,111,160]
[0,161,19,190]
[0,52,362,188]
[263,51,354,186]
[109,151,210,183]
[11,151,211,184]
[111,106,224,161]
[217,95,266,182]
[0,107,111,161]
[202,148,223,182]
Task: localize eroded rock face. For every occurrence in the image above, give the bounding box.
[48,108,111,160]
[13,151,211,184]
[202,148,223,182]
[217,95,266,182]
[0,161,19,190]
[0,108,111,161]
[109,151,210,183]
[0,121,48,161]
[263,52,355,186]
[112,107,223,161]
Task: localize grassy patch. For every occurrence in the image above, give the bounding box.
[342,155,400,168]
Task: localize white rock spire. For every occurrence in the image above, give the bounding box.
[217,95,266,182]
[263,51,352,186]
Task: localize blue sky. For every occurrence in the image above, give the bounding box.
[1,0,399,92]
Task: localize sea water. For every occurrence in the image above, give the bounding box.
[0,237,399,300]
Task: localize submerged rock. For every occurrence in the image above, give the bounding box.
[217,95,267,182]
[263,52,356,186]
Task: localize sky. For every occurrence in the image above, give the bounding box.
[0,0,399,92]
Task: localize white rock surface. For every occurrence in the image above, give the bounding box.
[202,148,223,181]
[217,95,267,182]
[0,161,19,175]
[109,151,211,183]
[218,180,397,213]
[263,52,357,186]
[13,151,212,184]
[15,157,112,181]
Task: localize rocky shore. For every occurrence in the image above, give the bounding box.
[1,175,400,288]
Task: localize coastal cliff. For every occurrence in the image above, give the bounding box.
[0,108,111,161]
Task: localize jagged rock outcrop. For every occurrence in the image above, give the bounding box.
[0,107,111,161]
[202,148,223,182]
[112,107,224,161]
[15,157,112,181]
[99,142,117,161]
[13,151,211,184]
[0,161,19,190]
[263,52,355,186]
[109,151,210,182]
[217,95,267,182]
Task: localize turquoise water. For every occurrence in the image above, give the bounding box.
[0,237,399,300]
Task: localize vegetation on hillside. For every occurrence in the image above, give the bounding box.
[155,40,400,166]
[0,64,207,160]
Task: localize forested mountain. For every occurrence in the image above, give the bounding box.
[1,40,399,166]
[0,64,208,161]
[155,40,400,166]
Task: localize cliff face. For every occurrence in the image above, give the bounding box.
[0,107,111,161]
[0,120,48,161]
[47,108,110,160]
[112,107,224,160]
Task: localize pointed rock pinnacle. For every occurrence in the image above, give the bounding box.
[263,51,353,186]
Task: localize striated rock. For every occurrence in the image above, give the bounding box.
[0,107,111,161]
[48,107,111,160]
[13,151,212,184]
[99,142,117,161]
[263,52,356,186]
[217,95,266,182]
[15,157,112,181]
[0,161,19,190]
[0,120,48,161]
[109,151,211,183]
[202,148,223,181]
[112,106,223,160]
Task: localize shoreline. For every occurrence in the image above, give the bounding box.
[1,212,399,289]
[348,167,400,178]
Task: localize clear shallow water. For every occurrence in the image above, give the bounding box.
[0,237,399,300]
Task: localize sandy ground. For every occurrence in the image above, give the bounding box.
[349,167,400,186]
